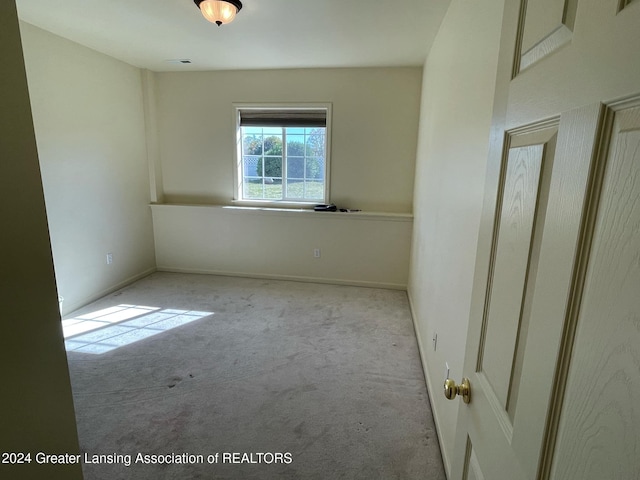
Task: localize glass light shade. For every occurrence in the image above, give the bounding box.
[199,0,238,25]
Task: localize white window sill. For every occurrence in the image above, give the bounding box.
[231,199,319,209]
[149,203,413,222]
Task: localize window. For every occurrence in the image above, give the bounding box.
[234,104,331,204]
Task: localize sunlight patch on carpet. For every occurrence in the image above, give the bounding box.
[62,304,213,354]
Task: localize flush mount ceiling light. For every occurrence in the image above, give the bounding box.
[194,0,243,26]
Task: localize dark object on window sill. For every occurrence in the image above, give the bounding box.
[314,204,337,212]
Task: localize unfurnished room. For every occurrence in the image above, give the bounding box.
[1,0,639,479]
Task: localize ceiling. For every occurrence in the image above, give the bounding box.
[15,0,450,72]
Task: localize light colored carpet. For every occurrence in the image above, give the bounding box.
[65,272,446,479]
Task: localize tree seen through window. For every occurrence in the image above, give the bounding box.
[241,127,326,201]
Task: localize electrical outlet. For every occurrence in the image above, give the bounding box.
[106,253,113,265]
[313,248,321,258]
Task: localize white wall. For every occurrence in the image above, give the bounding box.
[152,205,412,289]
[18,24,421,307]
[20,23,156,314]
[155,67,421,213]
[408,0,505,473]
[0,2,81,477]
[151,68,421,287]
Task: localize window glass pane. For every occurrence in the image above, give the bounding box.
[243,135,263,155]
[262,135,283,156]
[239,119,327,203]
[263,181,283,199]
[242,126,263,135]
[243,156,261,178]
[305,130,325,156]
[287,156,304,181]
[261,156,282,180]
[306,157,324,180]
[286,180,305,199]
[244,177,263,199]
[286,135,305,157]
[244,178,284,199]
[304,181,324,200]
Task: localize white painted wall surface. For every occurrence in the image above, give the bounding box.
[20,23,156,314]
[154,67,421,213]
[152,205,412,289]
[408,0,505,474]
[151,67,420,287]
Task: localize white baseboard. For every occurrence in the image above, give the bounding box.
[62,267,157,316]
[156,266,407,291]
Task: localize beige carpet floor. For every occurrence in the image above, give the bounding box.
[64,272,446,479]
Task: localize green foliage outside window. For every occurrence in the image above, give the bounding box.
[245,129,325,180]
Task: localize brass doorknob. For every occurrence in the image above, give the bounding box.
[444,377,471,404]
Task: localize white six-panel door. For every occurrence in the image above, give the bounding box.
[450,1,640,479]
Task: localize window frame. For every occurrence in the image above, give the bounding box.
[232,103,332,207]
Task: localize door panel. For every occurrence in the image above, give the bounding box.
[463,440,486,480]
[520,0,566,51]
[509,104,604,479]
[455,109,601,480]
[480,129,555,411]
[516,0,577,72]
[549,102,640,480]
